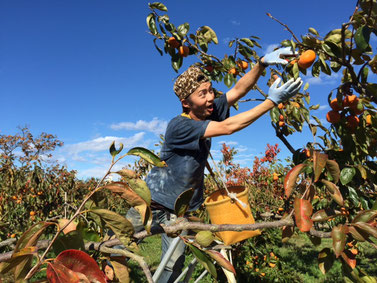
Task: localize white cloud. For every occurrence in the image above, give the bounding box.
[319,105,329,111]
[111,118,167,136]
[235,145,248,152]
[230,20,240,26]
[217,140,238,146]
[306,72,340,86]
[62,133,146,158]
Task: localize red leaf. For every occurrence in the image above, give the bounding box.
[332,225,347,258]
[294,198,313,232]
[55,249,106,283]
[313,151,328,182]
[46,261,80,283]
[284,164,307,198]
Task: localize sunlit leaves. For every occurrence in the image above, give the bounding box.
[146,13,158,36]
[340,167,356,185]
[148,2,168,11]
[126,147,167,167]
[308,27,319,36]
[332,225,347,258]
[284,164,307,198]
[187,243,217,278]
[177,23,189,37]
[294,198,313,232]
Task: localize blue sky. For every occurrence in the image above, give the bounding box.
[1,1,375,179]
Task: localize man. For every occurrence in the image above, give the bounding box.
[127,47,303,282]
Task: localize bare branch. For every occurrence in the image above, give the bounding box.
[266,13,301,43]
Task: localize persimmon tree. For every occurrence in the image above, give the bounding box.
[145,0,377,281]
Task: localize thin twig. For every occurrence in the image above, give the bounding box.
[266,13,301,43]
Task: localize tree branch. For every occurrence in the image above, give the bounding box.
[266,13,301,43]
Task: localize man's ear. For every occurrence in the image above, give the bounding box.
[181,98,190,109]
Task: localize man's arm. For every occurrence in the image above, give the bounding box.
[203,99,274,138]
[204,76,303,138]
[225,61,266,107]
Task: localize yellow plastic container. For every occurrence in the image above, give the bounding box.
[204,186,261,245]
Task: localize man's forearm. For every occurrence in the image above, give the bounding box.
[204,99,275,138]
[226,62,266,106]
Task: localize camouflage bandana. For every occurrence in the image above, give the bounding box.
[173,65,210,100]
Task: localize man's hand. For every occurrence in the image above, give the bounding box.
[262,47,295,66]
[267,77,303,105]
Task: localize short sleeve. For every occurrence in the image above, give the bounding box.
[165,116,210,151]
[208,94,229,122]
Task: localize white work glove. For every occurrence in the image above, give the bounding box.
[267,77,303,105]
[262,47,295,66]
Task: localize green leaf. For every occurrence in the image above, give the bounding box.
[187,243,217,278]
[340,167,356,185]
[318,248,335,274]
[270,107,280,124]
[174,188,195,217]
[126,147,167,167]
[319,53,331,75]
[312,61,321,77]
[153,38,163,56]
[177,23,189,37]
[332,224,347,258]
[109,141,124,158]
[303,82,310,91]
[240,38,254,48]
[357,164,367,180]
[292,62,299,79]
[322,41,341,58]
[89,209,136,251]
[148,2,168,11]
[223,73,233,88]
[110,258,130,283]
[171,55,183,72]
[146,13,158,36]
[199,26,218,44]
[325,160,340,184]
[52,231,86,256]
[284,164,307,198]
[294,198,313,232]
[313,151,328,182]
[309,104,320,110]
[330,61,342,72]
[355,25,371,52]
[309,27,319,36]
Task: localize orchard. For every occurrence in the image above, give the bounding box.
[1,1,377,282]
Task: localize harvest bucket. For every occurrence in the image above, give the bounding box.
[204,186,261,245]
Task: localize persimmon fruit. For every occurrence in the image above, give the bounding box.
[237,60,248,70]
[298,50,316,69]
[179,45,189,57]
[326,110,341,124]
[168,36,180,49]
[346,115,360,130]
[330,98,344,111]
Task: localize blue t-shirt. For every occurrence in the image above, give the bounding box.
[146,94,229,211]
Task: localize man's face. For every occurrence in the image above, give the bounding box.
[182,81,215,120]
